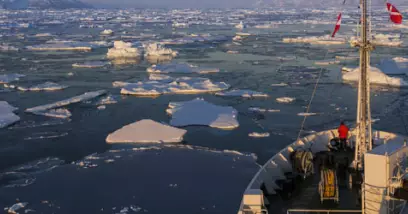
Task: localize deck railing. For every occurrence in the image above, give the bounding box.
[286,209,361,214]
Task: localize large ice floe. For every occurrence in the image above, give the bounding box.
[166,98,239,129]
[215,89,268,98]
[378,58,408,75]
[106,41,141,59]
[0,44,19,51]
[106,119,187,144]
[350,34,402,47]
[118,76,229,96]
[0,101,19,128]
[0,74,25,84]
[144,43,178,57]
[25,90,106,118]
[72,61,110,68]
[26,41,95,51]
[282,36,346,45]
[342,66,408,87]
[12,82,67,91]
[147,63,219,74]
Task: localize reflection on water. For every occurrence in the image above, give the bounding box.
[109,57,141,65]
[146,55,173,64]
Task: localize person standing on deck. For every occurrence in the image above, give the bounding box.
[338,121,349,150]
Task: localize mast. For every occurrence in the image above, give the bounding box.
[354,0,373,170]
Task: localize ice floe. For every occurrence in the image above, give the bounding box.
[0,44,19,51]
[342,67,408,87]
[101,29,114,35]
[248,132,270,138]
[144,43,178,57]
[314,59,340,66]
[96,95,118,105]
[271,83,288,87]
[166,98,239,129]
[378,58,408,75]
[297,112,318,116]
[72,61,110,68]
[0,101,19,128]
[393,57,408,63]
[26,42,93,51]
[15,82,67,91]
[276,97,296,103]
[26,90,106,116]
[148,74,172,82]
[147,63,219,74]
[215,89,268,98]
[31,108,72,119]
[7,202,28,214]
[120,77,229,96]
[283,36,346,45]
[248,107,280,113]
[106,119,187,144]
[0,74,25,84]
[107,41,141,59]
[350,34,402,47]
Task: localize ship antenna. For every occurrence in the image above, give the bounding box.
[353,0,373,170]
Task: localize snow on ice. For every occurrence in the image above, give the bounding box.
[342,66,408,87]
[166,98,239,129]
[106,119,187,144]
[215,89,268,98]
[107,41,141,59]
[248,132,270,138]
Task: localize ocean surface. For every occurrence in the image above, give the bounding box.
[1,8,408,213]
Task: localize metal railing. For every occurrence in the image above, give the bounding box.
[286,209,361,214]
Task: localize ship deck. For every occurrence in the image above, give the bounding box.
[266,150,362,214]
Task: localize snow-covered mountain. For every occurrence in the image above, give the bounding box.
[0,0,90,9]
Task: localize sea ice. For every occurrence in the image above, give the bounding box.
[106,119,187,144]
[297,112,318,116]
[147,63,219,74]
[26,90,106,114]
[393,57,408,62]
[378,58,408,75]
[215,90,268,98]
[0,101,19,128]
[276,97,296,103]
[271,83,288,87]
[166,98,239,129]
[342,66,408,87]
[0,74,25,84]
[26,42,92,51]
[248,107,280,113]
[120,77,229,96]
[248,132,270,138]
[107,41,141,59]
[0,44,19,51]
[16,82,67,91]
[31,108,72,119]
[144,43,178,57]
[101,29,114,35]
[314,60,340,65]
[7,202,28,214]
[148,74,172,82]
[283,36,346,45]
[96,95,118,105]
[72,61,109,68]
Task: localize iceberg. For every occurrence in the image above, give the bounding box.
[26,90,106,114]
[215,90,268,98]
[276,97,296,103]
[342,66,408,87]
[106,41,141,59]
[378,58,408,75]
[120,77,229,96]
[147,63,219,74]
[0,101,20,128]
[144,43,178,57]
[166,98,239,129]
[0,74,25,84]
[106,119,187,144]
[16,82,67,91]
[72,61,110,68]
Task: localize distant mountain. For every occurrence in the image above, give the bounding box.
[0,0,91,9]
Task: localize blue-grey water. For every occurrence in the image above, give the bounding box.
[1,8,408,213]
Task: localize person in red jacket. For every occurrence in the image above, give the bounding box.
[338,121,349,150]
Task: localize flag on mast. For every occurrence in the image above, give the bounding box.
[386,2,403,24]
[332,13,342,37]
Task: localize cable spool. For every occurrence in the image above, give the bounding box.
[291,150,314,178]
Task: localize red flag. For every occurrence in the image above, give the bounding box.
[332,13,342,38]
[387,3,403,24]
